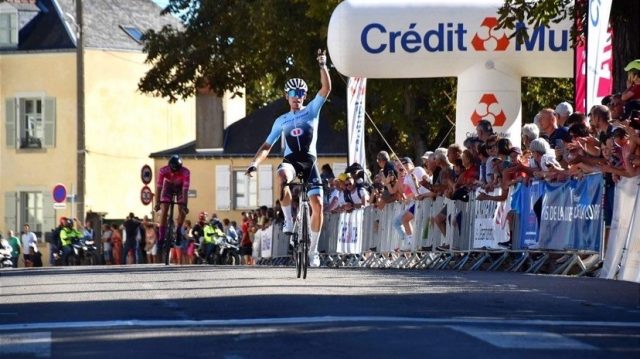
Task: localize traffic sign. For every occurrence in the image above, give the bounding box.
[141,185,153,206]
[141,164,153,185]
[53,202,67,210]
[52,184,67,203]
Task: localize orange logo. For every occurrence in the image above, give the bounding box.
[470,94,507,126]
[471,17,509,51]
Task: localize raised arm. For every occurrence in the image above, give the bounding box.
[317,49,331,98]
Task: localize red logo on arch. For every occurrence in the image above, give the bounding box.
[470,94,507,126]
[471,17,510,51]
[290,128,303,137]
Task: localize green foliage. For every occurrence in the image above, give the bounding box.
[521,77,574,122]
[497,0,584,47]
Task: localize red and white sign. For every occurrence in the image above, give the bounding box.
[140,185,153,206]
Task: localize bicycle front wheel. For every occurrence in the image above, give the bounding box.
[301,204,310,279]
[295,235,302,278]
[164,220,174,266]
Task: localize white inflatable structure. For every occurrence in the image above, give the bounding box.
[328,0,573,145]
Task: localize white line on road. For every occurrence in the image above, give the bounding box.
[0,316,639,332]
[448,325,597,350]
[0,331,51,358]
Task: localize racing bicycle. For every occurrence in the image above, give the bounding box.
[285,175,312,279]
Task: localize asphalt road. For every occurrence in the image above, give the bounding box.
[1,265,639,358]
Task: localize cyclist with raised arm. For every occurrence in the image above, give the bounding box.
[155,155,190,249]
[246,49,331,267]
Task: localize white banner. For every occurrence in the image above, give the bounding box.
[472,188,502,249]
[601,177,639,279]
[260,226,273,258]
[337,210,363,254]
[347,77,367,167]
[619,186,640,283]
[586,0,613,111]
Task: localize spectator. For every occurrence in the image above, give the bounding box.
[111,224,122,265]
[555,101,573,127]
[607,94,625,121]
[20,223,38,267]
[240,211,253,265]
[6,230,20,268]
[82,221,94,242]
[345,175,369,210]
[621,59,640,103]
[192,211,208,245]
[447,144,462,165]
[224,218,238,242]
[565,112,587,128]
[537,108,570,149]
[394,157,431,250]
[521,123,540,150]
[143,217,158,264]
[121,213,140,265]
[476,119,494,142]
[376,150,397,178]
[101,224,113,265]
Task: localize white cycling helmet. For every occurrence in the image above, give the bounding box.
[284,78,308,93]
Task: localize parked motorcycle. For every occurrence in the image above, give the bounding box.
[65,238,99,266]
[217,235,240,265]
[194,235,240,265]
[0,239,13,268]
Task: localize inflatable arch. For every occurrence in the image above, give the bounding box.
[327,0,573,145]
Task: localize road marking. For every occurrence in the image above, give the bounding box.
[448,325,597,350]
[0,316,640,332]
[0,331,51,358]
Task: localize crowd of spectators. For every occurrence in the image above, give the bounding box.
[321,59,640,249]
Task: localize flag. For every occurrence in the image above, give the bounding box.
[586,0,613,111]
[347,77,367,168]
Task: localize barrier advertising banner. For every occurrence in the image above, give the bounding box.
[337,210,363,254]
[517,181,545,249]
[538,174,603,251]
[260,228,273,258]
[473,188,501,248]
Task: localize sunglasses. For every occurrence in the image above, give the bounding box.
[287,89,306,98]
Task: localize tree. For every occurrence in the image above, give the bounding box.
[498,0,640,92]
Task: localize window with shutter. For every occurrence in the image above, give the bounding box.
[5,98,16,147]
[43,97,56,148]
[233,169,257,209]
[215,165,231,210]
[0,12,18,48]
[4,192,17,233]
[258,165,273,207]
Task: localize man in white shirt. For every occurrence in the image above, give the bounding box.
[21,223,38,266]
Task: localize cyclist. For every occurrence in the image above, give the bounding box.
[155,155,190,249]
[245,49,331,267]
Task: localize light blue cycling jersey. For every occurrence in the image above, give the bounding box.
[265,94,327,157]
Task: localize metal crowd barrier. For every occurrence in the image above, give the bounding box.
[257,176,608,277]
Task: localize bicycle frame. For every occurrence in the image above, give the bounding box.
[286,177,312,279]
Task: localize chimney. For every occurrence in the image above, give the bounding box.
[195,88,224,150]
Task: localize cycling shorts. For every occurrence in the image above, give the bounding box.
[278,153,323,197]
[160,184,186,204]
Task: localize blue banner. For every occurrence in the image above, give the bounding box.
[538,174,603,251]
[517,181,545,249]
